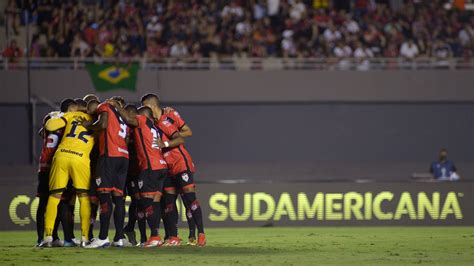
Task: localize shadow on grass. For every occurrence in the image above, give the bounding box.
[7,245,282,257]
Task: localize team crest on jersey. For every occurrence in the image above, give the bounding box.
[96,178,101,186]
[138,180,143,189]
[162,120,171,126]
[131,181,135,188]
[181,173,189,182]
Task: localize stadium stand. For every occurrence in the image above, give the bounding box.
[2,0,474,60]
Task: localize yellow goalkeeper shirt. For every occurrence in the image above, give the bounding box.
[45,112,95,162]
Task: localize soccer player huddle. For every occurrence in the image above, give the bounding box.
[36,93,205,248]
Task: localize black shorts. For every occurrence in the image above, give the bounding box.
[89,176,98,199]
[62,182,75,202]
[163,171,195,193]
[37,171,50,197]
[125,174,140,197]
[137,169,168,196]
[96,156,129,195]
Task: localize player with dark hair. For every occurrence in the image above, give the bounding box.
[60,98,77,113]
[36,114,65,246]
[141,94,206,247]
[122,104,147,246]
[85,99,101,241]
[36,99,83,247]
[111,101,183,247]
[83,94,100,103]
[86,100,100,116]
[80,96,130,248]
[75,98,88,112]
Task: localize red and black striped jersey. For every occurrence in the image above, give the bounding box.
[38,129,64,172]
[127,133,140,176]
[97,103,129,158]
[155,111,195,176]
[133,115,167,171]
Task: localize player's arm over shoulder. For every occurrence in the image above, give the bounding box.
[45,112,68,132]
[167,109,192,137]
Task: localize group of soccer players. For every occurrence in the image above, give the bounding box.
[36,93,206,248]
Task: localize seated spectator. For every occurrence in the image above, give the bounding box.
[146,16,163,38]
[400,39,419,60]
[70,33,90,58]
[353,41,373,71]
[432,39,452,68]
[170,41,188,59]
[429,148,460,181]
[333,40,352,69]
[2,40,23,62]
[5,0,474,61]
[323,22,342,46]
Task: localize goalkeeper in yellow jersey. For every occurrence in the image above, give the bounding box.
[38,99,95,247]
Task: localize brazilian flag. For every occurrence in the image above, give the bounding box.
[86,63,139,92]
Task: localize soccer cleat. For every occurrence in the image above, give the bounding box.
[80,236,90,248]
[63,240,77,247]
[124,230,138,246]
[38,236,53,248]
[142,236,163,247]
[52,239,64,247]
[72,238,81,246]
[187,237,197,246]
[163,236,181,246]
[112,238,131,247]
[84,238,111,249]
[197,233,206,247]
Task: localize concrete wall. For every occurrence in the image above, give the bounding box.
[2,69,473,180]
[1,70,474,103]
[2,103,473,180]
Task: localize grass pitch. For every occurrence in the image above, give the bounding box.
[0,227,473,265]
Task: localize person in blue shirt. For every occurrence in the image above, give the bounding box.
[429,148,460,181]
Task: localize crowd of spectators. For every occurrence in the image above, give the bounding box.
[2,0,474,62]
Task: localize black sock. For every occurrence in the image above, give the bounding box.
[36,196,48,243]
[124,199,137,232]
[112,196,125,241]
[58,201,74,242]
[181,194,196,238]
[98,193,113,240]
[68,204,76,239]
[139,197,157,237]
[164,194,178,237]
[185,206,196,238]
[182,192,204,234]
[137,213,147,243]
[153,201,162,232]
[89,201,98,240]
[160,200,169,239]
